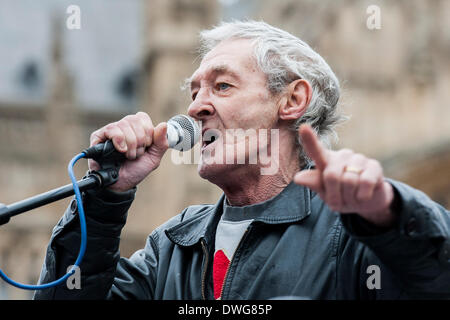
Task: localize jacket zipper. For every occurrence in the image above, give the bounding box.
[219,227,250,300]
[200,239,209,300]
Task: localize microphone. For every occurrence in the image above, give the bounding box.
[166,114,200,151]
[82,114,200,162]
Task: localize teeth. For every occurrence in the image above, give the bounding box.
[203,134,216,146]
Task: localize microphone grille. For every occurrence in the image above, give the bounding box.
[169,115,200,151]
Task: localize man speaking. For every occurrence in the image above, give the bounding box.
[35,20,450,299]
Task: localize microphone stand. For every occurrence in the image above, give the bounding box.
[0,141,124,226]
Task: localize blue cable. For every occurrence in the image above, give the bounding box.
[0,152,87,290]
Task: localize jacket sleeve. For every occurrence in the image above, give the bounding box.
[33,186,140,299]
[340,179,450,298]
[106,231,160,299]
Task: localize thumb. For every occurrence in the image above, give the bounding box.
[147,122,169,158]
[294,169,323,194]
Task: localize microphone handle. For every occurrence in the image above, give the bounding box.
[82,140,126,163]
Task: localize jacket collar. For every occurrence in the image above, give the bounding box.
[165,182,312,247]
[165,198,223,247]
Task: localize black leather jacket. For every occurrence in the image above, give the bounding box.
[34,179,450,299]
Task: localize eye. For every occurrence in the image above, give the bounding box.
[191,91,198,101]
[216,82,231,91]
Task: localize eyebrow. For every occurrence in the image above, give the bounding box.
[185,64,241,92]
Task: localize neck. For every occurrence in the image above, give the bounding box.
[215,132,301,206]
[220,172,294,206]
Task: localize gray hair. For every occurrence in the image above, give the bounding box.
[198,20,347,166]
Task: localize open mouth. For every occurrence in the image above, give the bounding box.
[203,135,216,147]
[202,129,220,150]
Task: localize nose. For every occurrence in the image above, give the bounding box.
[187,89,215,121]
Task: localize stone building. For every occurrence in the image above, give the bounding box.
[0,0,448,299]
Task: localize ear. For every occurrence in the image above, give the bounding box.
[279,79,312,121]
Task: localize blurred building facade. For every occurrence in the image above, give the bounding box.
[0,0,449,299]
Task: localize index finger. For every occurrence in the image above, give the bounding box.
[90,124,127,152]
[298,124,328,170]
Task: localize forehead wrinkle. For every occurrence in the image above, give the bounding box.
[188,63,241,91]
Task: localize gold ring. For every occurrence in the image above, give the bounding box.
[344,166,363,175]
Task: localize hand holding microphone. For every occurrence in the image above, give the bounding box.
[88,112,199,192]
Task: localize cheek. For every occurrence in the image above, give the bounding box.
[248,95,279,128]
[241,93,276,122]
[217,86,278,129]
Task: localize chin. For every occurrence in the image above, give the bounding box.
[197,145,251,182]
[197,161,225,181]
[198,161,252,187]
